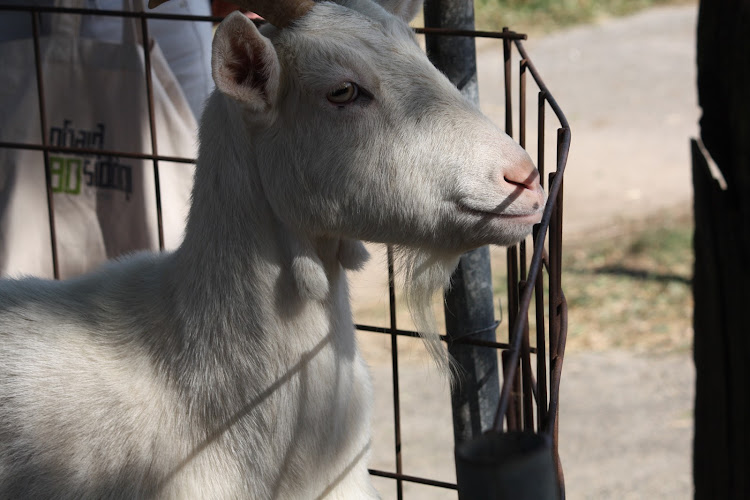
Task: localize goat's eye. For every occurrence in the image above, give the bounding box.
[327,82,359,105]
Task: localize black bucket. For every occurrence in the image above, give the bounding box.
[454,431,560,500]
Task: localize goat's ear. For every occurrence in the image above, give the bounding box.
[212,12,280,111]
[374,0,423,22]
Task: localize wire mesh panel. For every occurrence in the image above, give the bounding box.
[0,4,207,279]
[0,4,569,498]
[324,24,571,497]
[356,29,570,499]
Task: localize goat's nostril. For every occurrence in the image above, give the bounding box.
[503,171,539,191]
[504,176,529,189]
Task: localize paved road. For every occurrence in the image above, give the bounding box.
[354,5,700,499]
[477,5,699,237]
[365,351,695,500]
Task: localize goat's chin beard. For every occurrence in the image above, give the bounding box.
[395,246,462,382]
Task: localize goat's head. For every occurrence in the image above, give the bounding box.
[205,0,545,251]
[153,0,546,373]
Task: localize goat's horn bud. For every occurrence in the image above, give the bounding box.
[148,0,314,28]
[228,0,315,27]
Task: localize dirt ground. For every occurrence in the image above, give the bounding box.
[350,5,700,499]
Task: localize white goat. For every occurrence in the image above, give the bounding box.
[0,0,545,497]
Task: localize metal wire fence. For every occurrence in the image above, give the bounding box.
[361,26,570,498]
[0,4,569,498]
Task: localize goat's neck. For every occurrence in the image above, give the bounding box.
[171,92,342,344]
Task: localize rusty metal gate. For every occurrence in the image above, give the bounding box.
[0,3,569,499]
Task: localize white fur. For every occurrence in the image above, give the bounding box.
[0,1,545,497]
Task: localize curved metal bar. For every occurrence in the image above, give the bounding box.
[492,125,571,431]
[514,40,571,131]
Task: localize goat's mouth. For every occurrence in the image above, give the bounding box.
[455,202,544,225]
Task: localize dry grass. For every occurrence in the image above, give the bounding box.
[560,210,693,352]
[473,0,697,34]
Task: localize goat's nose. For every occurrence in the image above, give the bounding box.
[502,164,541,192]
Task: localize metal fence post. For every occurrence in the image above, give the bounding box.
[423,0,501,446]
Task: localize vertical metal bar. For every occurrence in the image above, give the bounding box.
[519,59,527,150]
[423,0,501,450]
[547,169,560,425]
[506,246,519,336]
[139,16,165,250]
[554,129,566,317]
[518,59,533,432]
[537,91,547,181]
[534,91,548,433]
[519,280,535,431]
[551,129,567,497]
[501,351,516,431]
[503,27,513,137]
[507,55,524,425]
[519,59,528,283]
[518,70,534,431]
[445,247,501,439]
[31,10,60,279]
[503,27,525,430]
[533,226,548,434]
[505,245,521,430]
[424,1,480,103]
[548,132,566,376]
[548,175,564,497]
[535,92,548,434]
[386,246,404,500]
